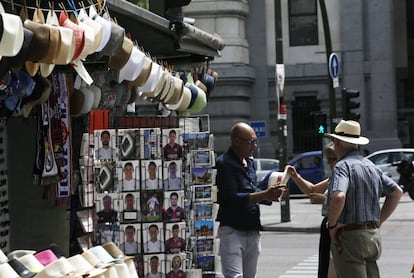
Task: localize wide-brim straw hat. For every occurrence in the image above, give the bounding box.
[0,12,24,57]
[108,36,133,70]
[117,46,145,82]
[324,119,369,145]
[66,255,107,278]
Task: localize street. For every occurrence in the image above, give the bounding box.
[257,194,414,277]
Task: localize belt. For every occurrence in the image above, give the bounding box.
[342,222,378,231]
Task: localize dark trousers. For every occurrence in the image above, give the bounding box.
[319,217,331,278]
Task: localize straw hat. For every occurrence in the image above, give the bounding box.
[33,257,83,278]
[174,85,192,111]
[17,254,45,273]
[23,19,50,76]
[8,27,33,69]
[8,258,36,278]
[59,12,85,62]
[0,262,20,278]
[108,36,133,70]
[163,74,183,105]
[89,11,111,53]
[99,14,124,57]
[126,56,152,88]
[117,46,145,82]
[66,255,107,278]
[325,120,369,145]
[78,8,102,55]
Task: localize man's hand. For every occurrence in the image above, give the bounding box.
[309,192,326,204]
[267,184,287,202]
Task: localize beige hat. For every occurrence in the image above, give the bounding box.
[7,249,36,260]
[78,8,102,55]
[163,74,184,105]
[102,242,134,261]
[325,120,369,145]
[175,85,192,111]
[138,62,162,94]
[89,7,111,52]
[66,255,107,278]
[81,250,112,269]
[108,37,133,70]
[117,46,145,82]
[17,254,45,273]
[126,56,152,88]
[0,12,24,57]
[54,26,76,65]
[33,257,82,278]
[40,10,61,77]
[24,20,51,76]
[141,68,168,99]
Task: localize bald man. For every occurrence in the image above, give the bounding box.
[216,122,286,278]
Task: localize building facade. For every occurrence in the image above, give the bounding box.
[186,0,410,158]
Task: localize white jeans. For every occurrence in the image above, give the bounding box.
[218,225,261,278]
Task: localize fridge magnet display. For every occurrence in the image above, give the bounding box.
[162,128,183,160]
[141,159,163,190]
[117,160,140,192]
[143,254,166,277]
[119,223,141,255]
[163,191,185,223]
[165,253,187,278]
[141,190,164,222]
[163,160,184,191]
[118,128,140,161]
[194,219,214,237]
[140,128,161,160]
[142,222,165,254]
[94,129,118,161]
[191,167,212,185]
[120,192,141,223]
[164,222,186,254]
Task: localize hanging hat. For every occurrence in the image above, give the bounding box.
[23,20,51,76]
[0,12,24,57]
[7,250,36,260]
[66,255,107,278]
[8,258,36,278]
[8,28,33,69]
[117,46,146,82]
[33,257,83,278]
[0,249,8,263]
[126,55,152,88]
[0,262,20,278]
[89,85,102,110]
[108,36,133,70]
[78,86,95,115]
[158,73,175,101]
[138,62,162,95]
[175,85,192,111]
[99,14,124,56]
[39,10,61,77]
[20,74,52,118]
[185,82,198,111]
[17,254,45,273]
[163,74,184,105]
[324,119,369,145]
[78,8,102,55]
[141,68,168,99]
[187,85,207,113]
[89,5,111,52]
[59,12,84,62]
[81,250,112,269]
[77,20,95,60]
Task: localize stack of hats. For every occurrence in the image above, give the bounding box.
[0,242,139,278]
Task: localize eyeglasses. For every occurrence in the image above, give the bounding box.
[239,137,257,145]
[326,157,337,162]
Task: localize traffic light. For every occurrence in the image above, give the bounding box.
[313,112,327,135]
[342,88,360,120]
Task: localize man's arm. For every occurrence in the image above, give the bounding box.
[379,186,403,227]
[328,191,346,227]
[249,185,286,204]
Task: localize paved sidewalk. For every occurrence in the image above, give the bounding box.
[260,195,324,233]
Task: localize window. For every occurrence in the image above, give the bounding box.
[288,0,318,46]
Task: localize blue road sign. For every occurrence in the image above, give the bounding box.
[329,53,340,79]
[250,121,266,137]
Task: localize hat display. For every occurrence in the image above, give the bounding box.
[325,119,369,145]
[0,12,24,57]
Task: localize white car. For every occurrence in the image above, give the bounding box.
[253,158,280,182]
[366,148,414,182]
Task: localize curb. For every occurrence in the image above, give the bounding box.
[262,225,320,233]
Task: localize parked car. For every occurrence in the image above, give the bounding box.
[286,151,324,194]
[366,148,414,182]
[254,158,280,182]
[258,151,324,194]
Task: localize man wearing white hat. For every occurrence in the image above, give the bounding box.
[325,120,403,278]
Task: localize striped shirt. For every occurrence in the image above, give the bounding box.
[328,150,399,224]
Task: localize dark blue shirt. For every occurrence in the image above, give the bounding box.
[216,148,262,231]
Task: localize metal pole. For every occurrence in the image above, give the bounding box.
[319,0,336,129]
[275,0,290,222]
